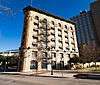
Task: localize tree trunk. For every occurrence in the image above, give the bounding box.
[37,61,42,71]
[89,63,90,68]
[83,63,84,69]
[95,62,97,70]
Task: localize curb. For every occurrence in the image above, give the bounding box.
[0,72,67,78]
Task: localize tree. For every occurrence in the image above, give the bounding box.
[79,43,100,68]
[68,55,79,65]
[0,54,19,71]
[36,19,50,71]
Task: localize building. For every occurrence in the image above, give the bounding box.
[20,6,79,72]
[90,0,100,46]
[70,11,96,46]
[0,49,19,57]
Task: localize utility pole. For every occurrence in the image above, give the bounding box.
[30,0,32,6]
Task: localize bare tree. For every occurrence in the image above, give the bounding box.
[79,43,100,68]
[36,19,50,71]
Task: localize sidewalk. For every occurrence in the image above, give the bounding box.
[38,71,76,78]
[1,70,100,79]
[0,71,76,78]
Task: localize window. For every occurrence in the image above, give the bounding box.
[35,16,39,20]
[72,32,74,35]
[58,40,62,43]
[51,21,54,25]
[51,38,55,42]
[51,53,56,58]
[65,25,67,29]
[66,47,69,50]
[32,36,38,39]
[58,29,62,32]
[43,18,47,23]
[65,35,68,38]
[64,30,68,34]
[70,26,73,30]
[51,27,55,30]
[51,46,55,49]
[58,34,62,37]
[58,23,61,27]
[72,48,75,51]
[32,43,37,47]
[65,41,68,44]
[60,53,63,58]
[33,28,38,32]
[51,32,55,35]
[34,22,38,25]
[59,46,63,49]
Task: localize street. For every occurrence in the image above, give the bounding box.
[0,75,100,85]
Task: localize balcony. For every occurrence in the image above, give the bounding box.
[39,23,46,28]
[51,38,55,42]
[71,42,75,45]
[39,32,44,36]
[58,28,62,32]
[65,35,68,38]
[71,36,74,39]
[51,29,55,33]
[33,19,39,24]
[58,34,62,37]
[33,28,38,32]
[64,30,68,34]
[66,47,69,50]
[34,25,38,29]
[71,39,74,43]
[32,43,38,47]
[65,41,68,44]
[51,32,55,36]
[32,38,38,44]
[72,48,75,51]
[58,31,62,35]
[59,46,63,49]
[34,22,39,26]
[58,39,62,43]
[59,43,62,47]
[33,32,38,36]
[32,36,38,39]
[50,23,55,28]
[51,46,55,50]
[51,27,55,30]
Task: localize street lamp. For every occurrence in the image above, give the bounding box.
[51,60,53,75]
[50,51,54,75]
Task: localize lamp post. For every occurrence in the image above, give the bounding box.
[4,56,6,72]
[51,60,53,75]
[50,51,53,75]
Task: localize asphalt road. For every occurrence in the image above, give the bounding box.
[0,75,100,85]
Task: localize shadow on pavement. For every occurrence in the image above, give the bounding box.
[74,73,100,80]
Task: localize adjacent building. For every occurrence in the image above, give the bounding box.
[90,0,100,46]
[70,11,96,46]
[0,49,19,56]
[20,6,79,72]
[70,0,100,47]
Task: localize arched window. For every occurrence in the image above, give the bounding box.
[70,26,73,30]
[65,25,67,29]
[58,23,61,27]
[35,16,39,20]
[51,21,54,25]
[43,18,47,23]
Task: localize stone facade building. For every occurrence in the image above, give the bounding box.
[20,6,79,72]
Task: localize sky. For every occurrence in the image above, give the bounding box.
[0,0,94,51]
